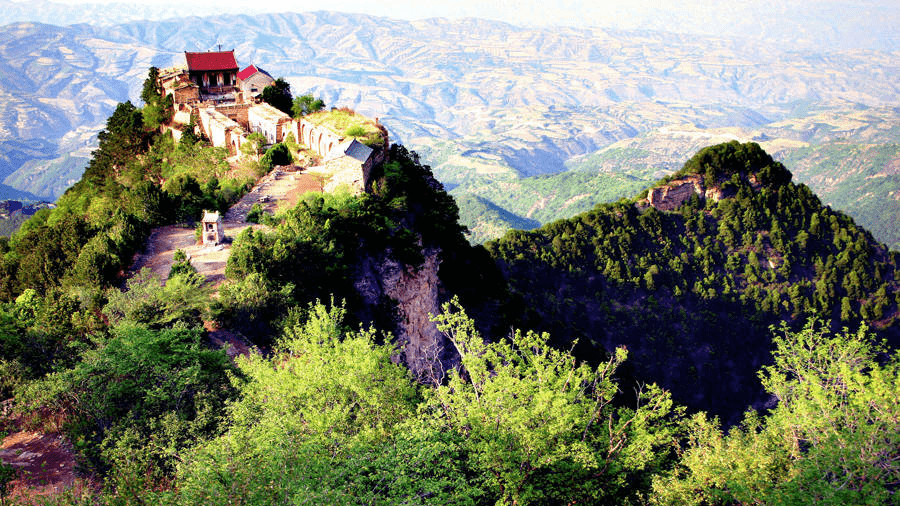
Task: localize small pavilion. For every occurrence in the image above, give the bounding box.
[201,210,224,246]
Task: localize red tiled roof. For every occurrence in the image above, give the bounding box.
[237,64,259,81]
[185,51,238,72]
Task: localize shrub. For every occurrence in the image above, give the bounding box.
[344,125,367,137]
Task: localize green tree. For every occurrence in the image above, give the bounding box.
[141,67,173,130]
[653,320,900,505]
[140,67,163,105]
[179,116,200,148]
[291,93,325,118]
[260,142,292,169]
[103,267,209,330]
[168,249,197,279]
[173,301,421,505]
[428,298,683,504]
[241,132,267,158]
[261,78,292,116]
[16,323,235,483]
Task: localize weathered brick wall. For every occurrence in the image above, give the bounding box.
[215,103,250,126]
[173,86,199,105]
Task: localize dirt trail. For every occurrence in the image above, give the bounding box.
[0,424,90,500]
[128,166,323,286]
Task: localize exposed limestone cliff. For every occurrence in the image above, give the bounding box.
[353,247,452,382]
[646,173,759,211]
[646,175,705,211]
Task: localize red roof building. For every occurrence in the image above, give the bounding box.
[237,64,260,81]
[237,64,276,97]
[185,50,239,96]
[185,51,238,72]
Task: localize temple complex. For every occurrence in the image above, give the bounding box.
[158,50,387,194]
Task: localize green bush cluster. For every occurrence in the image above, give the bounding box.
[0,69,251,301]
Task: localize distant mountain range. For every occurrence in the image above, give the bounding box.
[0,10,898,248]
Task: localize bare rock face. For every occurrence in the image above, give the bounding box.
[646,175,704,211]
[704,186,726,202]
[647,172,753,211]
[353,247,450,383]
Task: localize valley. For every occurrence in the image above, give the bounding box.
[0,12,898,248]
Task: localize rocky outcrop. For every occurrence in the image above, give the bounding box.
[647,175,735,211]
[353,247,451,383]
[647,175,704,211]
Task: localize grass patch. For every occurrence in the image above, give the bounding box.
[305,108,384,148]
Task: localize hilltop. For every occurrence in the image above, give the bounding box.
[0,69,898,502]
[487,141,900,423]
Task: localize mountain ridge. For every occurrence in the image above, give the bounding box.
[1,11,899,246]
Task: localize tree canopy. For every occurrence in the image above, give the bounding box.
[292,93,325,118]
[261,78,293,116]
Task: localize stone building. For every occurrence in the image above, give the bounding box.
[197,107,247,156]
[248,103,292,144]
[237,64,276,99]
[159,67,200,106]
[185,50,239,100]
[201,210,225,246]
[323,139,375,194]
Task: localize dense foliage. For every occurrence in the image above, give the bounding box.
[0,77,898,505]
[0,70,252,300]
[488,141,900,422]
[169,299,683,506]
[653,320,900,505]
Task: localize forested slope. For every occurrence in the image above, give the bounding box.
[488,141,900,422]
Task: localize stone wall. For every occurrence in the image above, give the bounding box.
[323,155,369,194]
[172,85,199,105]
[248,103,292,145]
[215,103,250,127]
[295,119,342,158]
[197,107,247,156]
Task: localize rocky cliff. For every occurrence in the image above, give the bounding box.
[645,174,748,211]
[353,247,452,382]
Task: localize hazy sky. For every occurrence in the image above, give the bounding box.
[26,0,898,27]
[6,0,900,50]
